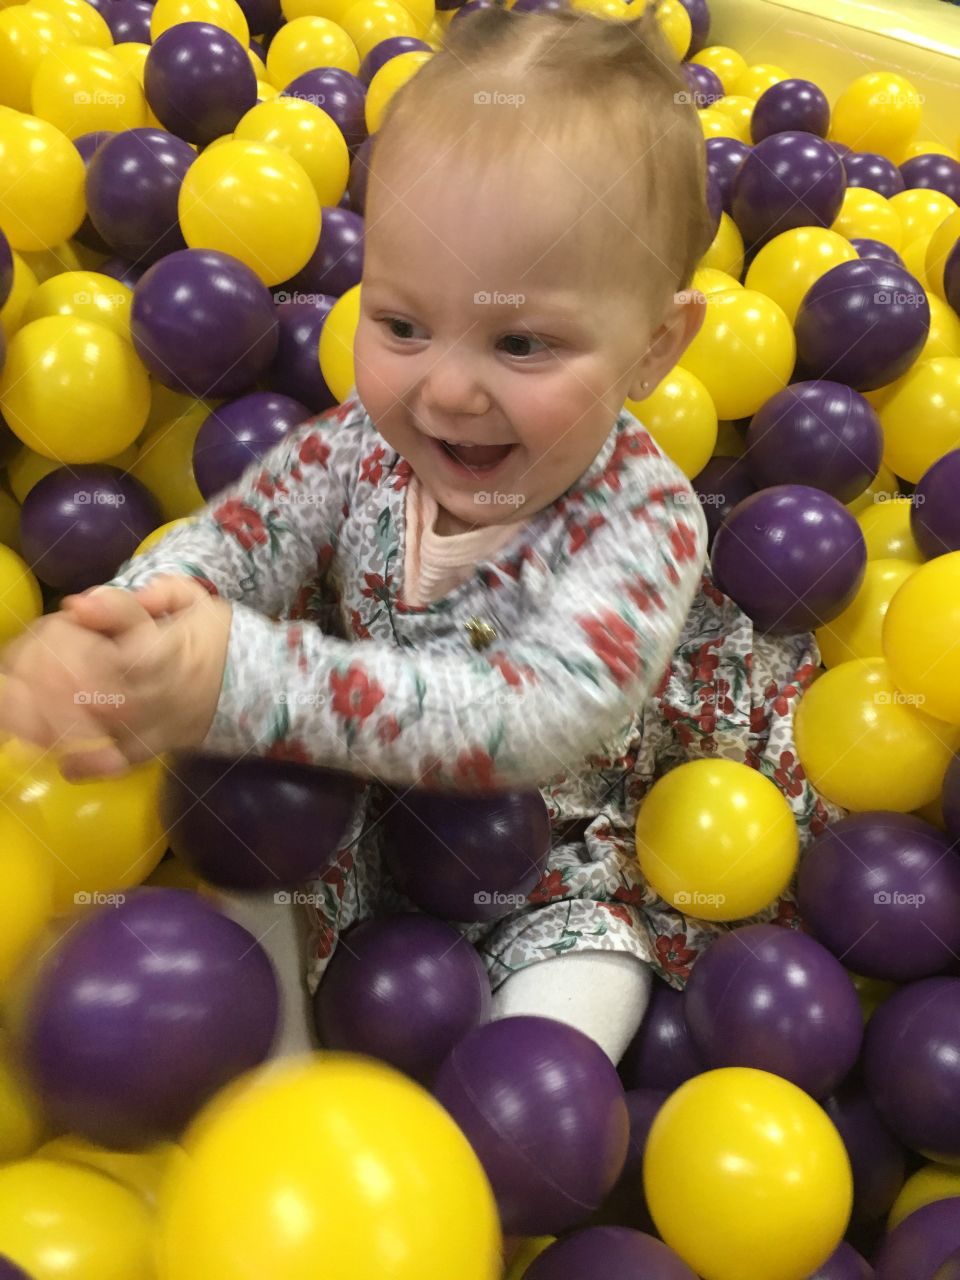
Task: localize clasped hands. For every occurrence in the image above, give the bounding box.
[0,576,233,781]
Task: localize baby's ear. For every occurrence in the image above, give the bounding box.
[628,289,708,401]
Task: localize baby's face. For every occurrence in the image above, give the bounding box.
[354,154,671,534]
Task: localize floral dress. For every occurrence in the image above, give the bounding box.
[111,396,841,995]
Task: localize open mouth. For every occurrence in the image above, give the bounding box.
[433,438,517,475]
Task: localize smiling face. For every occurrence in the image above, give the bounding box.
[354,149,699,535]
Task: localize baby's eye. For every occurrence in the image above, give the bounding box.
[381,317,424,340]
[498,333,549,358]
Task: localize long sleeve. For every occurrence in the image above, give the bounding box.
[107,402,365,615]
[199,438,709,791]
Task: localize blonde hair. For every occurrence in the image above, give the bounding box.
[367,4,714,311]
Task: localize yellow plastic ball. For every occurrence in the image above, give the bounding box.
[0,317,150,463]
[644,1068,852,1280]
[678,288,794,420]
[21,270,133,339]
[831,72,923,159]
[690,45,747,95]
[879,357,960,483]
[141,381,217,439]
[923,293,960,360]
[281,0,356,19]
[505,1239,556,1279]
[0,111,85,252]
[179,139,321,286]
[156,1055,502,1280]
[794,657,960,812]
[18,240,86,284]
[634,758,798,920]
[900,233,932,293]
[692,267,742,295]
[888,1163,960,1231]
[899,139,960,164]
[698,106,739,141]
[151,0,249,44]
[0,5,77,111]
[31,46,146,138]
[0,1159,155,1280]
[882,553,960,724]
[396,0,433,35]
[0,249,38,341]
[4,442,135,501]
[844,460,898,515]
[0,743,168,914]
[0,812,53,989]
[730,63,789,101]
[709,94,755,143]
[831,187,903,252]
[699,211,744,277]
[570,0,633,18]
[925,208,960,298]
[815,558,916,669]
[889,188,958,249]
[654,0,691,60]
[365,48,431,133]
[36,1136,183,1208]
[30,0,112,48]
[340,0,419,62]
[267,15,360,85]
[131,408,206,521]
[133,516,193,558]
[319,282,360,402]
[0,543,42,645]
[856,496,924,564]
[850,971,898,1022]
[744,227,857,324]
[234,97,350,206]
[0,1036,44,1162]
[625,367,718,478]
[711,419,745,457]
[255,77,278,100]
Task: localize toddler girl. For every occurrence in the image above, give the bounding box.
[0,5,838,1066]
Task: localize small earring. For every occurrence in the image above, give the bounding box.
[641,380,650,390]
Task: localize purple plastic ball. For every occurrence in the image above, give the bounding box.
[282,68,367,151]
[358,35,433,86]
[510,0,569,10]
[798,813,960,981]
[313,915,491,1084]
[705,135,751,215]
[20,467,161,593]
[682,61,722,108]
[452,0,498,20]
[0,1259,30,1280]
[132,249,279,397]
[347,134,374,215]
[912,450,960,557]
[99,257,147,288]
[684,924,863,1097]
[843,152,906,198]
[526,1228,698,1280]
[732,130,846,247]
[692,454,756,545]
[433,1016,629,1235]
[822,1084,906,1226]
[901,154,960,203]
[270,298,337,411]
[711,485,867,634]
[810,1243,875,1280]
[795,259,930,391]
[875,1199,960,1280]
[18,889,279,1148]
[619,1088,668,1183]
[160,753,360,890]
[236,0,281,37]
[0,228,11,311]
[676,0,709,55]
[746,381,882,503]
[831,141,852,158]
[751,78,830,142]
[285,205,363,298]
[103,0,153,43]
[943,753,960,845]
[619,979,705,1092]
[849,237,904,266]
[864,977,960,1159]
[381,787,550,923]
[193,391,310,498]
[945,240,960,318]
[72,131,115,253]
[86,127,194,266]
[145,22,257,147]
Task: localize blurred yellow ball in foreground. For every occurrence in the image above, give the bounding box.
[0,1036,44,1162]
[745,226,857,324]
[0,813,53,989]
[794,657,960,811]
[645,1068,851,1280]
[625,367,717,478]
[635,758,798,920]
[319,283,361,402]
[157,1055,502,1280]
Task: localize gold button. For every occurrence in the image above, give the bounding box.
[465,616,497,650]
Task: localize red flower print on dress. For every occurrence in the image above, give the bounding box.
[360,444,387,485]
[626,577,665,613]
[454,747,496,789]
[390,459,414,491]
[376,716,402,745]
[568,514,606,556]
[213,498,268,552]
[350,609,372,639]
[361,572,393,602]
[253,470,288,502]
[600,902,635,926]
[265,737,312,765]
[655,931,697,980]
[580,610,643,687]
[488,652,536,687]
[330,664,385,723]
[191,576,219,597]
[750,705,769,736]
[528,868,567,904]
[669,522,700,563]
[298,434,331,467]
[773,749,804,798]
[614,884,646,907]
[771,684,799,717]
[315,924,336,960]
[702,579,726,607]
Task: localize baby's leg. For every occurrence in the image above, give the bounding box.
[216,890,318,1060]
[491,952,653,1065]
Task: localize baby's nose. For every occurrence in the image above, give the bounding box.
[421,352,490,416]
